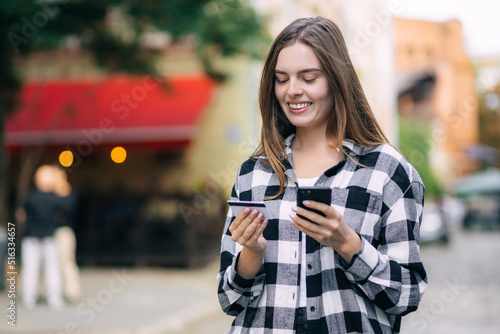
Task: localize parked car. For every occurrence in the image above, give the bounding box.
[420,202,449,244]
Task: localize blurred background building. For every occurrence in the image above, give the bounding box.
[395,17,479,184]
[4,0,499,266]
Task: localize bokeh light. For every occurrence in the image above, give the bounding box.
[59,150,74,167]
[111,146,127,163]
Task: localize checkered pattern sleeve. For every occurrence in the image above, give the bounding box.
[217,160,267,317]
[338,153,427,316]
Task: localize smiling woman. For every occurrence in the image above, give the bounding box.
[217,16,427,334]
[274,43,334,132]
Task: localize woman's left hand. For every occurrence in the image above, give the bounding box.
[290,201,362,263]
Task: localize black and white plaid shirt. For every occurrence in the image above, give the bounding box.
[218,134,427,334]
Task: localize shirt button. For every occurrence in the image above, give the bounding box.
[310,306,316,312]
[307,264,312,270]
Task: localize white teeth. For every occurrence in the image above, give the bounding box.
[289,103,311,109]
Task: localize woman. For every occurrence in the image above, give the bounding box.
[217,16,427,334]
[19,165,65,309]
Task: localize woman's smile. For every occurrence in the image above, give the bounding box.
[274,42,334,130]
[288,101,313,113]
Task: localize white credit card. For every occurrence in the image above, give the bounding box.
[227,200,272,220]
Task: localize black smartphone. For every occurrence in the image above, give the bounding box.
[297,187,332,222]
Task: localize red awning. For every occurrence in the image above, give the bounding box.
[6,75,216,149]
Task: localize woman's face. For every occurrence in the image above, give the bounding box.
[274,42,334,131]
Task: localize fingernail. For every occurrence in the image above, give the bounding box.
[290,212,296,219]
[291,206,298,212]
[257,212,264,219]
[303,200,311,205]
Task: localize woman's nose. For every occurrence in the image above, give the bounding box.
[287,79,303,97]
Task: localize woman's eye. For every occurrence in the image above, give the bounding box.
[275,77,288,84]
[303,78,316,83]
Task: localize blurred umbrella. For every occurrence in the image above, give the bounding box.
[452,168,500,196]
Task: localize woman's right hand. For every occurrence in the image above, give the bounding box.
[229,208,268,255]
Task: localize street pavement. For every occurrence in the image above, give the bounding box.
[403,229,500,334]
[0,257,233,334]
[2,228,500,334]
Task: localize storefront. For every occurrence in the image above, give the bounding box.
[7,74,228,267]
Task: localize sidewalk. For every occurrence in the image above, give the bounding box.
[0,257,233,334]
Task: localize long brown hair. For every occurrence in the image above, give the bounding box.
[251,16,388,199]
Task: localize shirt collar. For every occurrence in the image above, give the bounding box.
[285,133,364,157]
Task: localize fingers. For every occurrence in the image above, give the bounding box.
[230,208,260,232]
[290,201,353,251]
[303,200,339,218]
[241,212,265,238]
[290,200,344,237]
[230,208,267,244]
[248,218,268,243]
[291,200,336,224]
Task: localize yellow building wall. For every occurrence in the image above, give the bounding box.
[185,57,262,197]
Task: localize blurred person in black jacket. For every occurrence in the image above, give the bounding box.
[17,165,70,309]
